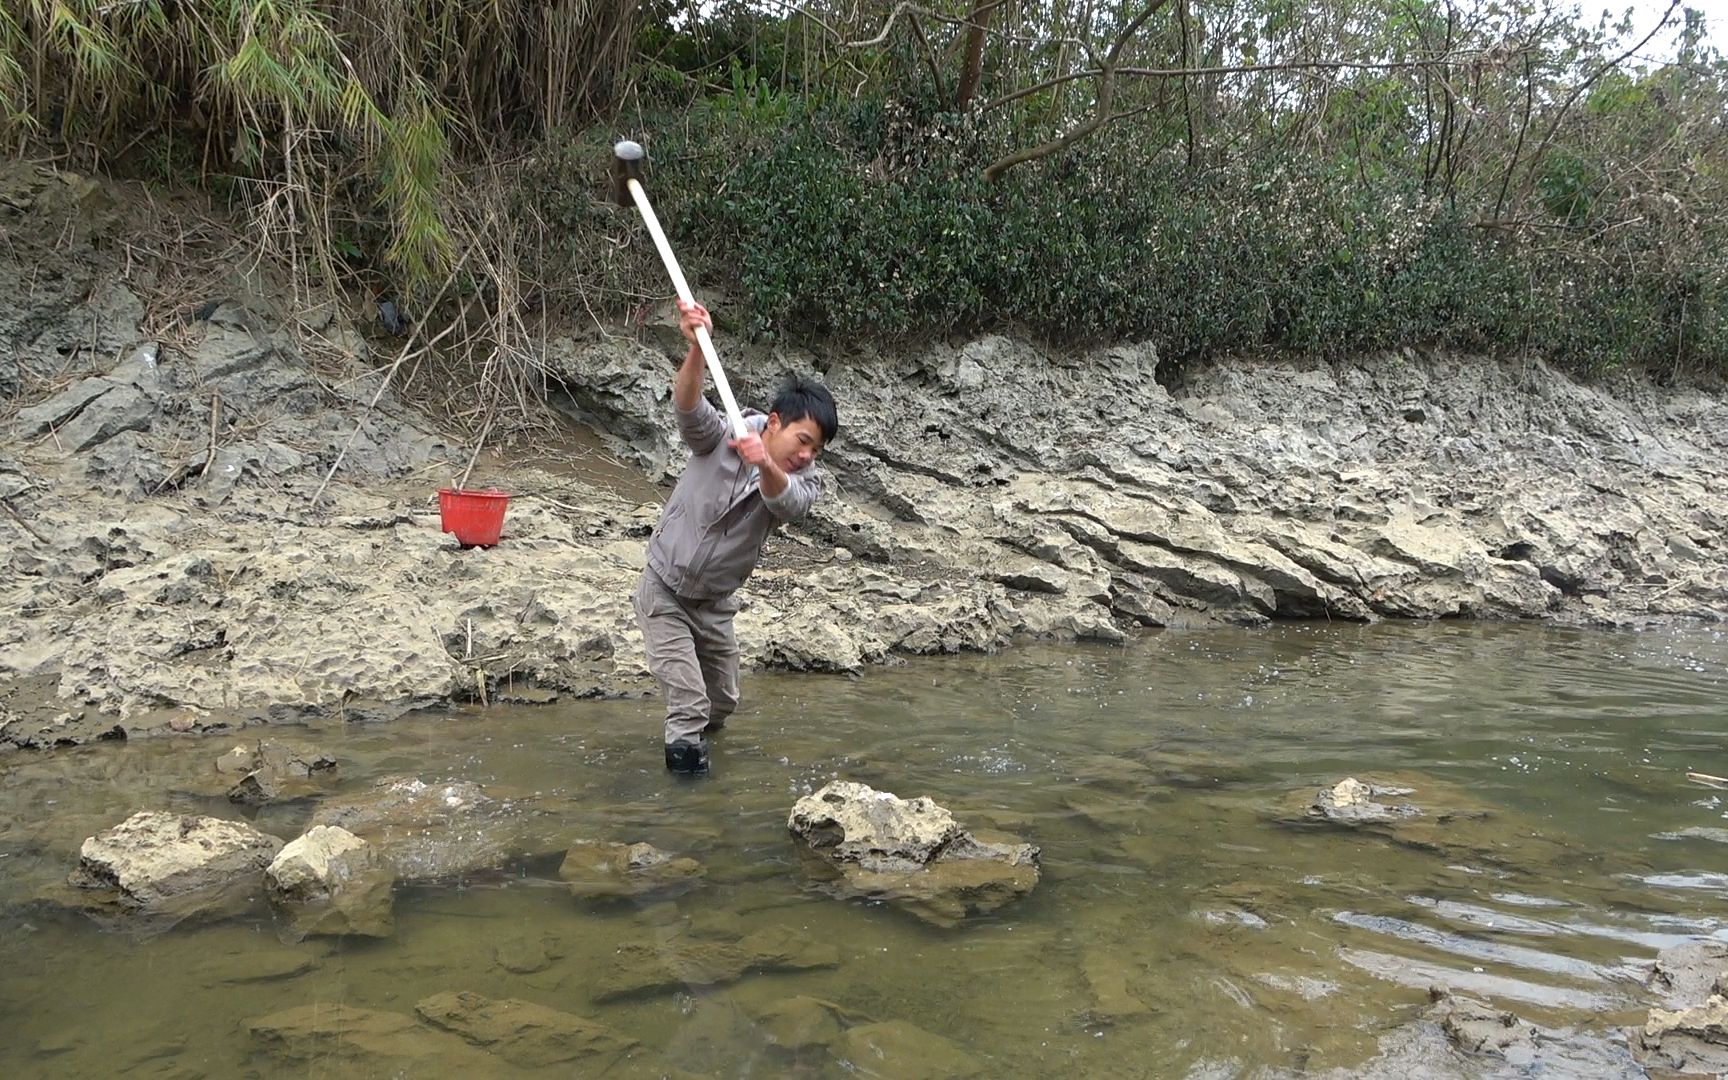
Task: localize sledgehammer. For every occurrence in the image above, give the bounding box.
[611,140,748,440]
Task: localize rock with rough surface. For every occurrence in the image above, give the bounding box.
[1648,939,1728,1009]
[1423,988,1645,1077]
[68,811,283,915]
[789,780,963,868]
[558,840,704,899]
[16,345,161,452]
[1432,990,1540,1060]
[10,171,1728,737]
[1634,993,1728,1074]
[1310,777,1422,824]
[788,780,1040,926]
[264,825,395,939]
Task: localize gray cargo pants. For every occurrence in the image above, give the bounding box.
[633,568,740,746]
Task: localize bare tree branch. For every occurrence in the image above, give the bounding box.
[908,10,947,104]
[983,0,1172,182]
[846,1,919,48]
[1116,53,1491,82]
[982,51,1486,114]
[1515,0,1682,201]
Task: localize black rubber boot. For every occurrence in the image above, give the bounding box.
[664,739,710,774]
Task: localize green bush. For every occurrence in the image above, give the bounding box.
[556,101,1723,375]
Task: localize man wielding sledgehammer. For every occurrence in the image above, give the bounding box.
[636,300,838,774]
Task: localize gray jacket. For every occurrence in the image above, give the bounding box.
[645,395,822,600]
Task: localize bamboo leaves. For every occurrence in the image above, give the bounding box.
[0,0,638,300]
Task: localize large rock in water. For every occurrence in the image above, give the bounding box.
[265,825,395,939]
[67,811,283,920]
[787,780,1040,927]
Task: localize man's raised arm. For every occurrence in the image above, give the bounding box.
[672,299,725,455]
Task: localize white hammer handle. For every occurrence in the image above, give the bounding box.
[625,177,748,440]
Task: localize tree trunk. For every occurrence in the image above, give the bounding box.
[953,0,996,110]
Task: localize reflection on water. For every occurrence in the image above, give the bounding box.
[2,622,1727,1077]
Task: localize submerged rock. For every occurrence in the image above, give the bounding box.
[591,926,839,1002]
[494,933,563,975]
[246,1003,495,1072]
[787,780,1040,926]
[308,776,551,883]
[753,995,852,1052]
[201,947,319,985]
[832,1020,984,1079]
[216,738,337,806]
[414,990,673,1072]
[558,840,703,899]
[744,995,978,1077]
[1079,947,1153,1025]
[264,824,395,939]
[67,811,283,918]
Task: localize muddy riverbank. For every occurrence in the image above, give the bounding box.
[3,160,1727,749]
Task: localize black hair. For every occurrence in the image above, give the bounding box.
[771,374,839,445]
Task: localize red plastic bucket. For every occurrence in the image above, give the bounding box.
[438,488,511,547]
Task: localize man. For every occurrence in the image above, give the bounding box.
[635,299,838,774]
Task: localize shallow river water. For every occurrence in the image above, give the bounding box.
[4,622,1728,1078]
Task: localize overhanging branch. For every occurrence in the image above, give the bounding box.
[983,0,1171,182]
[982,51,1485,114]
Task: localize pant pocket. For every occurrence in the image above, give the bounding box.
[637,575,686,619]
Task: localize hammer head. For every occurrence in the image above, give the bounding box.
[611,140,646,207]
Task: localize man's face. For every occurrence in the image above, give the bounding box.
[763,413,825,473]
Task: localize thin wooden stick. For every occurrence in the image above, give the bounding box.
[311,254,471,509]
[198,390,221,479]
[0,499,49,545]
[456,408,495,492]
